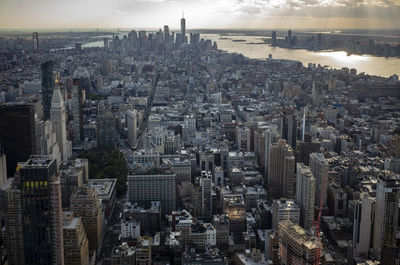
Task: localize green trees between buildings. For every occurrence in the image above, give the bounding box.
[79,148,127,197]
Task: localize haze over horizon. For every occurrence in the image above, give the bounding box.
[1,0,400,30]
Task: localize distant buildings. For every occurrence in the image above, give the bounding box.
[41,60,54,121]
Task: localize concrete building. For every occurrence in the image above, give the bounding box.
[62,211,89,265]
[223,194,246,239]
[212,214,229,250]
[127,166,176,216]
[35,120,61,167]
[353,193,375,257]
[122,201,161,236]
[295,163,315,230]
[268,139,295,200]
[88,178,117,218]
[50,83,72,162]
[70,185,103,254]
[126,110,138,149]
[280,108,297,148]
[136,237,152,265]
[41,60,54,121]
[96,103,116,149]
[279,220,318,265]
[237,125,251,151]
[121,218,141,239]
[133,149,160,167]
[272,199,300,231]
[0,150,7,186]
[200,171,212,218]
[309,153,328,206]
[111,243,135,265]
[60,159,89,208]
[373,174,400,260]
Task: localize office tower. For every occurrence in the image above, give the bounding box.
[62,211,89,265]
[190,33,200,46]
[70,186,103,254]
[312,81,323,107]
[280,108,297,148]
[15,156,64,265]
[223,195,246,239]
[264,125,280,184]
[96,103,116,149]
[41,60,54,120]
[136,237,152,265]
[271,31,277,46]
[164,25,170,43]
[309,153,328,206]
[181,16,186,42]
[126,110,138,149]
[236,125,250,151]
[60,158,89,208]
[200,171,212,218]
[51,81,72,162]
[373,174,400,260]
[102,59,112,76]
[127,166,176,216]
[272,199,300,231]
[103,38,109,49]
[35,119,61,166]
[72,78,84,144]
[295,163,315,230]
[295,134,320,166]
[32,32,39,51]
[4,186,24,265]
[0,103,37,177]
[287,30,292,47]
[0,149,6,186]
[268,139,295,200]
[279,220,318,265]
[353,193,375,257]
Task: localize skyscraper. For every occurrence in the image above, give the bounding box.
[70,185,103,254]
[72,78,84,144]
[373,173,400,260]
[32,32,39,51]
[51,80,72,162]
[280,108,297,148]
[126,110,138,149]
[164,25,170,43]
[295,163,315,230]
[268,139,295,200]
[0,103,37,177]
[353,193,375,257]
[271,31,277,46]
[96,102,116,149]
[41,60,54,121]
[14,156,64,265]
[0,149,6,186]
[181,15,186,43]
[309,153,328,206]
[200,171,212,218]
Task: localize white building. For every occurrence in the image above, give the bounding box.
[35,120,61,167]
[309,153,328,206]
[51,85,72,162]
[272,199,300,231]
[121,219,141,239]
[353,193,375,256]
[237,125,251,151]
[295,163,315,230]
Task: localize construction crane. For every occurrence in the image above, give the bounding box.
[314,172,329,265]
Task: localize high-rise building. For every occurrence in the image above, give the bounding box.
[222,194,246,239]
[268,139,295,200]
[32,32,39,51]
[200,171,212,218]
[72,78,85,144]
[62,211,89,265]
[51,81,72,162]
[295,163,315,230]
[0,103,37,177]
[35,119,61,166]
[0,149,6,186]
[127,166,176,216]
[70,185,103,254]
[16,156,64,265]
[264,125,280,184]
[353,193,375,257]
[309,153,328,206]
[280,108,297,148]
[271,31,277,46]
[126,110,138,149]
[272,199,300,231]
[41,60,54,121]
[287,30,292,47]
[295,134,320,166]
[164,25,170,43]
[236,125,250,151]
[373,174,400,260]
[181,16,186,43]
[96,102,115,149]
[279,220,318,265]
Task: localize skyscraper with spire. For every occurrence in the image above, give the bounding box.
[50,79,72,162]
[181,14,186,43]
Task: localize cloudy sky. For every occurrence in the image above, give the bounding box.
[0,0,399,29]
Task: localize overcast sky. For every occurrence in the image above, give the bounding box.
[0,0,399,29]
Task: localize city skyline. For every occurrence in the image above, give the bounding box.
[1,0,400,30]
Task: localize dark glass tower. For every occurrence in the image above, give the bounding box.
[41,60,54,121]
[0,103,36,177]
[18,156,64,265]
